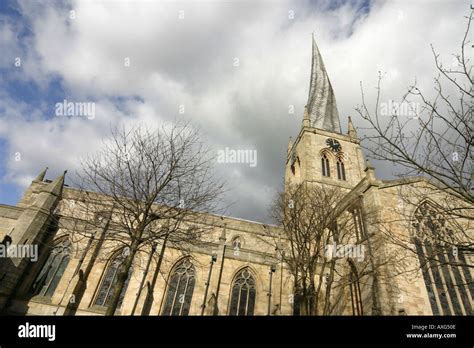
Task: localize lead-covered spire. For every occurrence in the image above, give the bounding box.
[306,34,341,133]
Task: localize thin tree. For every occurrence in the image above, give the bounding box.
[356,10,473,285]
[269,183,386,315]
[357,10,472,209]
[72,122,224,315]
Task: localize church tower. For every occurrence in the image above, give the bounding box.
[0,169,66,312]
[285,35,366,191]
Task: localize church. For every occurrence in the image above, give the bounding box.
[0,37,471,316]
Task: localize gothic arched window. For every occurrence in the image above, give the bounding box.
[30,238,71,297]
[229,268,256,316]
[348,263,363,315]
[321,154,330,177]
[337,159,346,181]
[413,202,472,315]
[94,248,132,309]
[162,258,196,316]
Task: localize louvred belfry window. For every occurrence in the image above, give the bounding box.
[321,154,330,177]
[337,159,346,181]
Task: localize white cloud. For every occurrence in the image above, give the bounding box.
[0,0,469,222]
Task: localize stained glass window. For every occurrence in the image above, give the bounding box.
[31,238,71,297]
[162,258,196,316]
[229,268,256,316]
[413,202,472,315]
[94,249,132,309]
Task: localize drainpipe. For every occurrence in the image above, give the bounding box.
[267,264,276,315]
[213,226,227,316]
[201,253,217,315]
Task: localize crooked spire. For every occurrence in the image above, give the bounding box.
[306,34,341,133]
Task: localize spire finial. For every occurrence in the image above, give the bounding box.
[46,170,67,197]
[347,116,358,140]
[34,167,48,182]
[364,160,377,182]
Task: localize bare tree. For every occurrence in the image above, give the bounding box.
[357,11,472,209]
[68,122,224,315]
[269,183,382,315]
[356,11,473,291]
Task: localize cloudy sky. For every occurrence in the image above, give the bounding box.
[0,0,469,223]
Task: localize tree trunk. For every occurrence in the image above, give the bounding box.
[105,238,140,316]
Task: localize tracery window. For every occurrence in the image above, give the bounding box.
[321,154,330,177]
[30,238,71,297]
[94,248,132,309]
[162,258,196,316]
[413,202,473,315]
[229,268,256,316]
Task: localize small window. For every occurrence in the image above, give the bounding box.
[337,159,346,181]
[321,154,330,177]
[232,236,242,249]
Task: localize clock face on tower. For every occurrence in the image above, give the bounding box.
[326,138,342,153]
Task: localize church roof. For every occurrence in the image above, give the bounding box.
[306,34,341,133]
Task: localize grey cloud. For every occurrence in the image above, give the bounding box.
[1,0,468,223]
